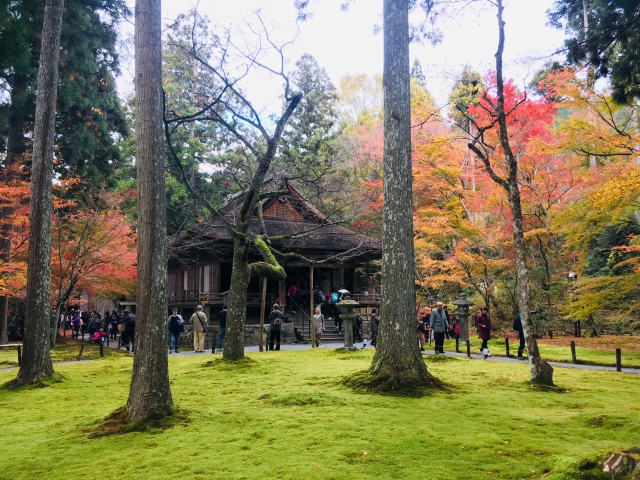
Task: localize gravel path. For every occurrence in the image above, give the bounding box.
[2,341,639,375]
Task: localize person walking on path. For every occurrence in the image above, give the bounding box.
[109,312,119,340]
[513,313,525,360]
[121,309,136,352]
[418,306,430,351]
[287,284,299,313]
[268,305,285,351]
[477,306,492,359]
[218,305,228,350]
[190,305,208,353]
[430,302,449,354]
[314,307,324,346]
[370,308,380,347]
[168,307,184,353]
[72,312,81,339]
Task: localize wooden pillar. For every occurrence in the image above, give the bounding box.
[213,259,220,298]
[339,267,344,288]
[279,280,286,307]
[259,277,266,352]
[352,268,357,294]
[310,265,316,348]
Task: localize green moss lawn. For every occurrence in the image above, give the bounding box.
[0,348,638,479]
[0,338,131,367]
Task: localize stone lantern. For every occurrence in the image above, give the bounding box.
[453,292,475,344]
[337,292,360,351]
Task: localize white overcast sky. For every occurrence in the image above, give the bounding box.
[118,0,568,110]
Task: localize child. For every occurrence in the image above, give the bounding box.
[90,328,107,344]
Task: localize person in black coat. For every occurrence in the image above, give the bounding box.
[513,313,526,360]
[268,306,285,351]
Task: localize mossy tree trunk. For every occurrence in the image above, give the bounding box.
[369,0,433,385]
[224,240,251,360]
[126,0,173,422]
[494,0,552,386]
[17,0,64,385]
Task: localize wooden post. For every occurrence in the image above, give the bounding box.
[466,341,471,358]
[77,343,85,361]
[570,340,577,364]
[259,277,266,352]
[455,337,459,353]
[616,348,622,372]
[310,265,316,347]
[505,337,510,357]
[99,343,104,358]
[17,346,21,367]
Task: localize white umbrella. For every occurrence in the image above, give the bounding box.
[338,289,349,294]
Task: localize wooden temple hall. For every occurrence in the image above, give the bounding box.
[167,180,382,331]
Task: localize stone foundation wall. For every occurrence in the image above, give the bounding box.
[179,323,299,351]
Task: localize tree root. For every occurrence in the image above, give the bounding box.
[341,369,447,397]
[86,405,189,438]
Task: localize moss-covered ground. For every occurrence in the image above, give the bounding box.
[0,338,131,367]
[0,348,638,479]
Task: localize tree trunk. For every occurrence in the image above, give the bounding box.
[126,0,173,422]
[495,0,553,386]
[223,240,250,360]
[0,229,12,344]
[369,0,432,384]
[16,0,65,385]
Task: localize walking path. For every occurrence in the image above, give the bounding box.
[2,341,639,375]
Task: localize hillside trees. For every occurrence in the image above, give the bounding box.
[17,0,65,386]
[463,0,554,385]
[548,0,640,104]
[50,191,137,346]
[0,0,129,344]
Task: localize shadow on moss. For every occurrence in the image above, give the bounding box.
[201,357,257,370]
[340,370,449,398]
[423,354,460,364]
[528,382,567,393]
[258,391,345,406]
[1,373,65,391]
[86,406,189,438]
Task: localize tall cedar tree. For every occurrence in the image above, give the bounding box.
[126,0,173,421]
[369,0,433,385]
[548,0,640,104]
[17,0,64,385]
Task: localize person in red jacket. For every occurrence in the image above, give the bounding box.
[476,306,492,359]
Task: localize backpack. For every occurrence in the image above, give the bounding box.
[318,290,326,303]
[271,311,283,325]
[330,292,339,304]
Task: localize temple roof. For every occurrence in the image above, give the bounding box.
[169,179,381,267]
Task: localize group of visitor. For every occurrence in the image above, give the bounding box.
[167,304,228,354]
[62,308,136,351]
[417,303,462,353]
